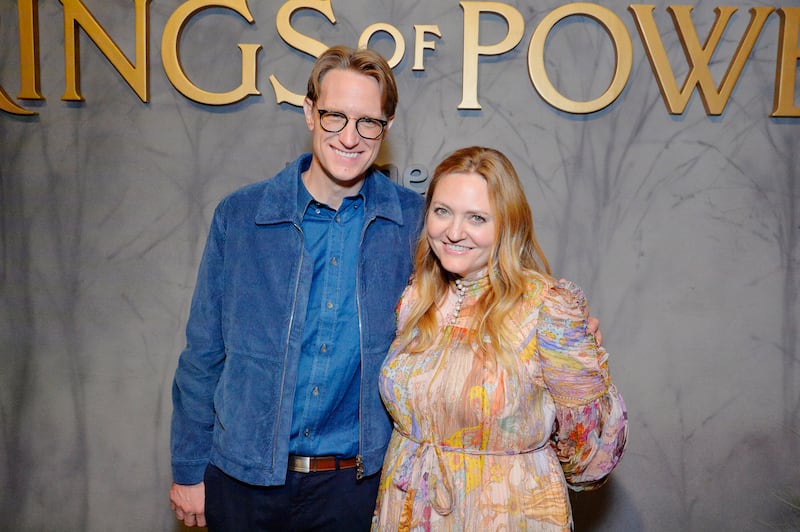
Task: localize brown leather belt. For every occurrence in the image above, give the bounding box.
[287,455,358,473]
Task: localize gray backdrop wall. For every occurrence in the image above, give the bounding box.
[1,0,798,530]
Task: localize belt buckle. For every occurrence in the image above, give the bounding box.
[292,455,313,473]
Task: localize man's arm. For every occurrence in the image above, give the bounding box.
[588,316,602,346]
[170,204,228,523]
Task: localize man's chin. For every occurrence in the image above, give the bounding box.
[330,166,371,185]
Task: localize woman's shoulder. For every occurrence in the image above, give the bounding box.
[516,270,590,319]
[540,275,590,321]
[520,270,552,301]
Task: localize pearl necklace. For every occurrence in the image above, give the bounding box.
[449,278,468,325]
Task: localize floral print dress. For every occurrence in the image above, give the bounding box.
[373,271,627,531]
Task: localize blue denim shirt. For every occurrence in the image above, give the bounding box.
[291,184,364,457]
[171,154,424,486]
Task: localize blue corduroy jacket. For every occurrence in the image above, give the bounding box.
[171,154,424,486]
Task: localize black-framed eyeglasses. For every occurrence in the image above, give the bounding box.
[316,109,388,140]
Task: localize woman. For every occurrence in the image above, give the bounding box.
[373,147,627,531]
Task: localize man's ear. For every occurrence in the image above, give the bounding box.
[385,116,395,132]
[303,97,315,131]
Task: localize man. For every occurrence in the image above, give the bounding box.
[169,45,425,530]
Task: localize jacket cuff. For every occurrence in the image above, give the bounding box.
[172,460,209,485]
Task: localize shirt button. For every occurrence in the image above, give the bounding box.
[320,344,327,353]
[335,215,340,223]
[304,429,310,437]
[312,386,319,396]
[331,257,338,266]
[327,301,333,309]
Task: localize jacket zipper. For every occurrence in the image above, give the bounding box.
[273,222,304,471]
[355,215,375,480]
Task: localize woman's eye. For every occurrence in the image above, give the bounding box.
[470,214,486,223]
[433,207,448,216]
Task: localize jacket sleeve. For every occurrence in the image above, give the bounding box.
[170,202,228,485]
[536,280,628,491]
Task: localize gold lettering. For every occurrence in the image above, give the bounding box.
[630,4,773,115]
[59,0,150,102]
[162,0,260,105]
[772,7,800,117]
[629,5,687,113]
[0,87,36,116]
[269,0,335,107]
[459,1,524,110]
[1,2,791,118]
[359,23,405,67]
[529,2,632,114]
[18,0,42,100]
[413,25,442,71]
[1,0,40,115]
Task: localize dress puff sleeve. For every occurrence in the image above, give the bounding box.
[536,280,628,491]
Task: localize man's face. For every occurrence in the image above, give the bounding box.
[303,69,392,187]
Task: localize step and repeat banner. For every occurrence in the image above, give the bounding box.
[1,1,798,530]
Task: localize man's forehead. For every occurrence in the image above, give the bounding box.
[316,70,383,115]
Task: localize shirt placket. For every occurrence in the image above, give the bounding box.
[311,216,344,428]
[299,201,359,449]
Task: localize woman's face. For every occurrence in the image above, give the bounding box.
[426,172,496,278]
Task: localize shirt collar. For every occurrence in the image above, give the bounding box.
[297,170,369,217]
[255,154,408,227]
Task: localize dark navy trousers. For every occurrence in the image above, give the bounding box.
[204,463,381,531]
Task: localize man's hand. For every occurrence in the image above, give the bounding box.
[587,316,603,346]
[170,482,206,527]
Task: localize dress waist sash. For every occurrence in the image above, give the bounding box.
[392,424,549,530]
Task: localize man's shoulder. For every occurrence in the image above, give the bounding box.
[370,169,425,209]
[219,155,306,209]
[396,185,425,220]
[223,178,272,202]
[396,182,425,206]
[212,180,271,220]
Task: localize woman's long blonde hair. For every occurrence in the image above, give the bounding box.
[396,146,551,363]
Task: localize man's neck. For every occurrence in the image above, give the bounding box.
[302,167,366,210]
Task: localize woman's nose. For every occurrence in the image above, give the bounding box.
[445,219,465,241]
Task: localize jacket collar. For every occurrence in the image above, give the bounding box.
[254,153,407,226]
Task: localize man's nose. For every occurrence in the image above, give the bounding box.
[338,119,360,147]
